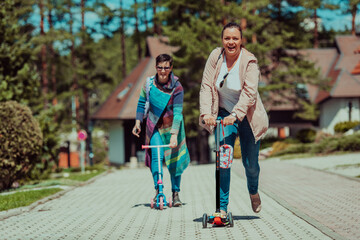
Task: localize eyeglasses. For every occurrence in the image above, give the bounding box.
[219,73,229,88]
[156,66,171,71]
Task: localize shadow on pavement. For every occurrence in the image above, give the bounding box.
[193,215,260,222]
[132,203,152,208]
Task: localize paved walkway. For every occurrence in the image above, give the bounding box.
[0,154,359,239]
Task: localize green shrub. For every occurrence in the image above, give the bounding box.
[0,101,43,190]
[272,143,311,156]
[337,133,360,152]
[270,141,291,156]
[270,132,360,157]
[334,121,360,133]
[27,105,62,181]
[92,130,108,165]
[296,128,316,143]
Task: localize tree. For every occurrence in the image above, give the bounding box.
[287,0,339,48]
[0,0,41,107]
[0,101,43,190]
[158,0,326,161]
[339,0,360,35]
[39,0,49,108]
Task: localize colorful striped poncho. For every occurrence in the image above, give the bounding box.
[136,72,190,177]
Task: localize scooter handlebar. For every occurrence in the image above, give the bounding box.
[142,144,171,149]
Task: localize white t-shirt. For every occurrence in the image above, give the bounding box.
[215,50,242,113]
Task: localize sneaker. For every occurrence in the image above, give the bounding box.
[220,209,227,218]
[250,193,261,213]
[172,192,182,207]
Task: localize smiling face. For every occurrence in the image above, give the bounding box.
[222,27,242,59]
[156,61,173,84]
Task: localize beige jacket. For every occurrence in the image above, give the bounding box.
[199,47,269,143]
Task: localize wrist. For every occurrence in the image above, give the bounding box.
[231,112,237,118]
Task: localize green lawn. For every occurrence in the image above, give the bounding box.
[0,188,63,211]
[0,168,107,212]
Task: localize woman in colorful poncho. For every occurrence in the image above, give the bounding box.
[132,54,190,206]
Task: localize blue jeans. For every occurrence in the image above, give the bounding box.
[217,108,260,212]
[150,128,181,192]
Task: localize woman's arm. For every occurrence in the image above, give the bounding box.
[199,48,221,117]
[170,82,184,136]
[232,60,260,121]
[135,81,148,122]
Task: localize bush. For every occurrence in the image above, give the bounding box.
[279,144,312,155]
[269,132,360,157]
[92,130,108,165]
[296,128,316,143]
[27,105,62,181]
[334,121,360,133]
[337,133,360,152]
[0,101,43,190]
[270,141,291,156]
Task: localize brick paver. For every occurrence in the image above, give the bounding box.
[249,158,360,240]
[0,162,337,240]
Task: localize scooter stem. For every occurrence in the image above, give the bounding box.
[215,119,221,212]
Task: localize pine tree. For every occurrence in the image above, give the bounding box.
[0,0,41,106]
[339,0,360,35]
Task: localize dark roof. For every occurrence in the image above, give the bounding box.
[91,57,151,120]
[92,36,178,120]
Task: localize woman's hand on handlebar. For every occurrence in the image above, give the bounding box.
[202,114,216,126]
[132,120,141,137]
[223,115,236,126]
[169,134,178,148]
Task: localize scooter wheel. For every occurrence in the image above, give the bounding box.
[202,213,208,228]
[228,212,234,227]
[168,197,172,208]
[159,197,164,210]
[150,198,154,209]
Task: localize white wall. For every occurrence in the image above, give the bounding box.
[109,121,125,165]
[320,98,360,134]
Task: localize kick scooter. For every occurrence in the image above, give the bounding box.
[142,144,172,210]
[202,119,234,228]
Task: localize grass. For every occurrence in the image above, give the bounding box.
[0,188,63,211]
[278,153,316,160]
[0,167,107,212]
[66,170,105,181]
[333,163,360,169]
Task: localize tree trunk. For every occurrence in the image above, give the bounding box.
[68,0,79,125]
[120,0,126,79]
[314,9,318,48]
[47,0,57,106]
[39,0,48,109]
[152,0,160,35]
[143,0,148,31]
[351,4,357,35]
[134,0,142,60]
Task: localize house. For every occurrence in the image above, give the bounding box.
[302,35,360,134]
[266,35,360,137]
[91,36,179,165]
